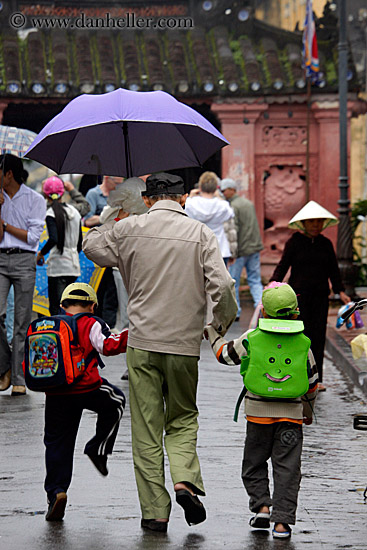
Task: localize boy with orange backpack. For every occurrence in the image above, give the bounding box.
[23,282,128,521]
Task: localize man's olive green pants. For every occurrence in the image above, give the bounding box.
[127,346,205,520]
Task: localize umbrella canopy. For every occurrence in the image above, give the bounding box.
[0,125,37,157]
[25,88,229,178]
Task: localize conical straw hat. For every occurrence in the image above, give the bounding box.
[288,200,339,231]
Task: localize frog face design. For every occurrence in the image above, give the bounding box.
[263,351,293,384]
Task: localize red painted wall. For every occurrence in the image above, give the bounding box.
[213,98,354,280]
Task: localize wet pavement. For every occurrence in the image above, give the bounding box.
[1,296,367,549]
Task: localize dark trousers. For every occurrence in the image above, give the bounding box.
[297,290,329,382]
[48,275,78,316]
[242,421,303,525]
[96,268,118,328]
[44,379,125,500]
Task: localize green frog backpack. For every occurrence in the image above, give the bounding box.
[234,318,310,421]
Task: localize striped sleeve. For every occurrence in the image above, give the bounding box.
[205,325,248,366]
[89,320,128,356]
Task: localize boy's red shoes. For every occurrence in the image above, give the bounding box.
[46,492,67,521]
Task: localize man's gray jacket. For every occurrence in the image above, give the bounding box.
[83,200,237,356]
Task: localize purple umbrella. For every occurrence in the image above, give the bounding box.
[25,88,229,177]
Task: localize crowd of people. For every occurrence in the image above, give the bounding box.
[0,153,350,537]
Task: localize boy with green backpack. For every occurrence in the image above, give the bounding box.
[205,283,318,539]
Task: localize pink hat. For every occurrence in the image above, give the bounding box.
[43,176,64,199]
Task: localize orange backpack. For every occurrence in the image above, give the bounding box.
[23,314,87,391]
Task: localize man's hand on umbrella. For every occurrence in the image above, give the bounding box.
[0,192,4,205]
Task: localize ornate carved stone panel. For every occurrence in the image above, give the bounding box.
[261,126,307,152]
[263,165,306,264]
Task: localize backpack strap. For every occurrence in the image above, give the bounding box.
[233,385,247,422]
[55,312,108,369]
[53,312,92,346]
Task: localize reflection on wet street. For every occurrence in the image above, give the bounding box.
[1,325,367,549]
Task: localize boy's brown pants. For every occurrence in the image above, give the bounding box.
[242,420,303,525]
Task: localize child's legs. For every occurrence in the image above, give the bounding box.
[271,422,303,525]
[242,422,273,512]
[83,379,126,457]
[44,395,83,500]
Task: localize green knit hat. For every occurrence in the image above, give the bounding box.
[262,283,299,318]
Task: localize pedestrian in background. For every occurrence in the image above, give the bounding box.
[185,171,235,265]
[83,172,237,533]
[270,201,350,390]
[62,179,90,218]
[78,174,100,198]
[220,178,263,319]
[84,175,121,328]
[84,175,121,228]
[37,176,82,316]
[0,154,46,396]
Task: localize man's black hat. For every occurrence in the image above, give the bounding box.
[142,172,185,197]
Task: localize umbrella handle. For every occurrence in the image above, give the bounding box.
[123,122,132,179]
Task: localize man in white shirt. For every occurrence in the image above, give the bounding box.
[0,154,46,395]
[185,172,235,264]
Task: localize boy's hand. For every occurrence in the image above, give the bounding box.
[303,416,312,425]
[0,192,4,205]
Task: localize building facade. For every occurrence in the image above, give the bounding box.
[0,0,364,275]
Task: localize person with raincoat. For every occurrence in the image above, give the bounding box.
[99,177,148,332]
[37,176,82,316]
[269,201,350,390]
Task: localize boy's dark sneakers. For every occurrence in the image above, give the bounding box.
[46,492,67,521]
[175,489,206,526]
[249,512,270,529]
[86,452,108,476]
[141,519,168,533]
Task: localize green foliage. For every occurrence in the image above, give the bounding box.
[230,39,249,90]
[207,30,224,83]
[279,48,294,87]
[186,31,202,87]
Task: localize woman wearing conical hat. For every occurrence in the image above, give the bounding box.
[270,201,350,390]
